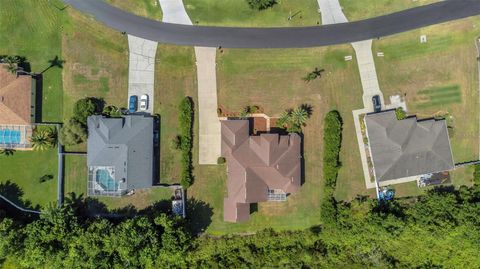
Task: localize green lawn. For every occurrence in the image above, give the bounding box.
[107,0,162,20]
[0,0,64,122]
[154,44,197,184]
[0,150,58,208]
[339,0,438,21]
[64,155,87,197]
[184,0,320,27]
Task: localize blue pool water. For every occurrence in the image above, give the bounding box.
[95,169,119,191]
[0,129,21,144]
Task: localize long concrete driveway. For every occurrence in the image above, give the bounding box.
[65,0,480,48]
[158,0,221,165]
[127,35,157,114]
[317,0,383,111]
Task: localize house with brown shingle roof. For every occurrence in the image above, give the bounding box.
[221,119,302,222]
[0,64,35,149]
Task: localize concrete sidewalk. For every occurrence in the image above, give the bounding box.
[158,0,221,164]
[316,0,347,25]
[127,35,157,114]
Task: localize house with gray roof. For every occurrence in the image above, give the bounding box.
[365,110,454,183]
[87,115,154,196]
[221,120,302,222]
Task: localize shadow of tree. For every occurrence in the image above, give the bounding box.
[64,192,173,220]
[185,198,213,235]
[0,180,41,220]
[41,55,65,74]
[0,148,16,156]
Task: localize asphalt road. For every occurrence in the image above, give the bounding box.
[64,0,480,48]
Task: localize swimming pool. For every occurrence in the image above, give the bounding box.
[0,129,21,145]
[95,169,119,192]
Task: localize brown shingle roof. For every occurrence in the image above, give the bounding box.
[221,120,302,222]
[0,64,32,125]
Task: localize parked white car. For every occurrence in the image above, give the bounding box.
[139,94,149,111]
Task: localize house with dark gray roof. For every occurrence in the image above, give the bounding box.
[221,120,302,222]
[87,115,154,196]
[365,110,454,182]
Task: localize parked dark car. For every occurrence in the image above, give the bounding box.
[129,95,138,113]
[372,95,381,112]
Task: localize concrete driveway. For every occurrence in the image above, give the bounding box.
[158,0,221,164]
[127,35,157,114]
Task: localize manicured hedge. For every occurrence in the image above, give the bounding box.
[179,97,194,188]
[321,110,343,222]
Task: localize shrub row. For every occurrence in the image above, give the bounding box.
[321,110,343,223]
[179,97,194,188]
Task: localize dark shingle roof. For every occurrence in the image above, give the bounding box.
[365,110,454,181]
[87,115,154,190]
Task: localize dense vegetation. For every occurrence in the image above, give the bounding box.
[178,97,194,188]
[2,184,480,268]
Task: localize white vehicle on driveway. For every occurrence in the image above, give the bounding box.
[140,94,149,111]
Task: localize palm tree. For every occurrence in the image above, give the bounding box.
[290,106,309,127]
[30,128,56,151]
[276,110,292,128]
[302,67,324,82]
[2,56,19,74]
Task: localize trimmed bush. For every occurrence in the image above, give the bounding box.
[179,97,194,188]
[217,157,226,165]
[395,107,407,120]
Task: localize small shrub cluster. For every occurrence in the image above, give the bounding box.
[321,110,343,223]
[60,98,102,146]
[179,97,194,188]
[246,0,277,10]
[102,105,122,117]
[395,107,407,120]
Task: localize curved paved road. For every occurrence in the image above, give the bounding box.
[65,0,480,48]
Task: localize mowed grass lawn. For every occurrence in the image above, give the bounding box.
[185,46,368,234]
[154,45,197,185]
[106,0,162,20]
[0,150,58,208]
[184,0,320,27]
[339,0,439,21]
[374,18,480,165]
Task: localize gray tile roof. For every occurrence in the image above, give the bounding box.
[365,110,454,181]
[87,115,154,190]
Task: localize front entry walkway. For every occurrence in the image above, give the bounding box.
[158,0,221,164]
